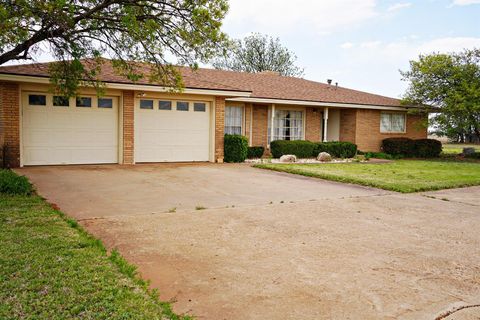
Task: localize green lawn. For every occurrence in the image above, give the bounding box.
[442,143,478,154]
[255,160,480,193]
[0,194,190,320]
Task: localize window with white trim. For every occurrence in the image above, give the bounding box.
[225,106,243,135]
[268,109,304,143]
[380,112,406,133]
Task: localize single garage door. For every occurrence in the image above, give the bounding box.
[22,93,119,165]
[135,99,210,162]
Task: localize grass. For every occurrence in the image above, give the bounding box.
[255,160,480,193]
[0,194,191,320]
[442,143,478,155]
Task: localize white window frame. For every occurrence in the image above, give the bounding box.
[268,107,305,144]
[224,105,244,135]
[380,112,407,133]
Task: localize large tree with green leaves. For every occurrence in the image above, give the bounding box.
[0,0,229,95]
[401,49,480,143]
[212,33,304,77]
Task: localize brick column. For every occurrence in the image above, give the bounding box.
[122,90,134,164]
[305,107,322,142]
[0,82,20,168]
[244,103,252,145]
[214,96,225,162]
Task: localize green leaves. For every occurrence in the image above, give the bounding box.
[0,0,229,96]
[212,33,305,77]
[401,49,480,143]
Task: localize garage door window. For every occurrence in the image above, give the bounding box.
[29,94,46,106]
[76,97,92,108]
[53,96,69,107]
[140,99,154,110]
[98,98,113,108]
[159,101,172,110]
[177,101,189,111]
[194,103,206,112]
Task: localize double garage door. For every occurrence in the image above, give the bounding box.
[21,92,210,165]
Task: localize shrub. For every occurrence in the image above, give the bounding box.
[382,138,415,156]
[414,139,442,158]
[247,146,265,159]
[270,140,317,158]
[466,152,480,159]
[364,152,402,160]
[224,134,248,163]
[314,141,358,158]
[0,169,33,195]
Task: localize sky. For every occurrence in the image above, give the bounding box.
[220,0,480,98]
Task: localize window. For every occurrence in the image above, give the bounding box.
[268,109,303,143]
[29,94,46,106]
[140,99,154,110]
[380,112,406,133]
[194,103,206,112]
[159,101,172,110]
[176,101,189,111]
[53,96,69,107]
[76,97,92,107]
[225,106,243,135]
[98,98,113,108]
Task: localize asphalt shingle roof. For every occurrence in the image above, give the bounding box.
[0,59,402,107]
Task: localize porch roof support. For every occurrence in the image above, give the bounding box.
[269,104,275,147]
[323,107,329,142]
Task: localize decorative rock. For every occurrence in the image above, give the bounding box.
[463,147,476,155]
[317,152,332,162]
[279,154,297,163]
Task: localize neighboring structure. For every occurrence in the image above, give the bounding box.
[0,59,426,167]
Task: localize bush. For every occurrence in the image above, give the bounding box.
[247,146,265,159]
[465,152,480,159]
[270,140,317,158]
[414,139,442,158]
[0,169,33,195]
[382,138,415,156]
[314,141,357,158]
[364,152,402,160]
[224,134,248,163]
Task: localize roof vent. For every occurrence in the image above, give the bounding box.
[327,79,332,85]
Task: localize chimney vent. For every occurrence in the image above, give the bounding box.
[327,79,332,85]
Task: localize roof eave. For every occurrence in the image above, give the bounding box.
[0,73,252,97]
[225,97,410,111]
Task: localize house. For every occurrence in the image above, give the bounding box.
[0,59,427,167]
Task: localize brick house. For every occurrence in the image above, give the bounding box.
[0,60,426,167]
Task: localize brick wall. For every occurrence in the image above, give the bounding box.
[122,90,134,164]
[244,103,252,146]
[305,107,322,142]
[251,104,269,148]
[0,82,20,167]
[339,109,427,152]
[339,109,357,143]
[215,96,225,161]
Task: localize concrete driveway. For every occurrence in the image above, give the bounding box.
[17,164,480,320]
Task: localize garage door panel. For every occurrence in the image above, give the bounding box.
[22,93,118,165]
[135,101,210,162]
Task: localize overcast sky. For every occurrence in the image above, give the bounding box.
[219,0,480,98]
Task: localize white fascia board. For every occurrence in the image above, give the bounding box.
[0,73,252,97]
[226,97,412,111]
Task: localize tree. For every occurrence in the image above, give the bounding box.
[212,33,304,77]
[401,49,480,143]
[0,0,229,95]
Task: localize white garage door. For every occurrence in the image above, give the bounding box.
[135,99,210,162]
[22,93,119,165]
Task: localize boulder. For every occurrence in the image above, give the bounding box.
[463,147,476,155]
[279,154,297,163]
[317,152,332,162]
